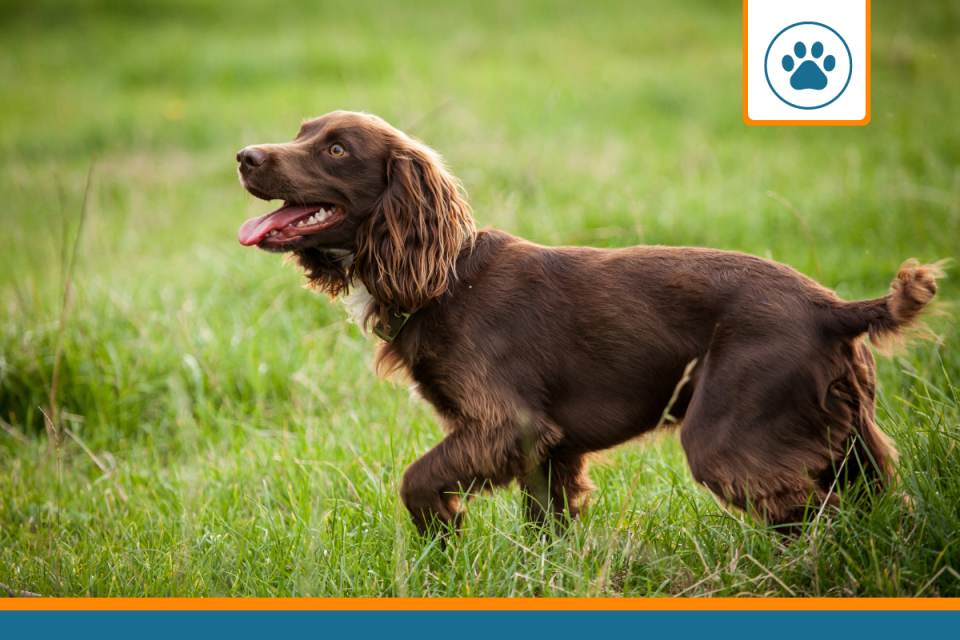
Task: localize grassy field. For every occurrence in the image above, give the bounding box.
[1,0,959,597]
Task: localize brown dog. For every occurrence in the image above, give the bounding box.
[237,111,938,532]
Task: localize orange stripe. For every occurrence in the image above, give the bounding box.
[1,598,959,611]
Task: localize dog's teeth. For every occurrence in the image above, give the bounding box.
[290,209,334,230]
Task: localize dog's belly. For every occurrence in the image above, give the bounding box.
[546,372,695,452]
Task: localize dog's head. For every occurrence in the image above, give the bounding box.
[237,110,474,312]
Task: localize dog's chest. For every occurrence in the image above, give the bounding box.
[339,280,375,329]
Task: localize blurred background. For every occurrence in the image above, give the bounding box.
[0,0,958,596]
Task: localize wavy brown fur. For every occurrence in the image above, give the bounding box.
[236,110,941,534]
[824,259,944,351]
[354,136,475,327]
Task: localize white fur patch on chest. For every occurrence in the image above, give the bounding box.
[339,279,374,331]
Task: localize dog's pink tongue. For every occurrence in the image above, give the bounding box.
[238,204,318,246]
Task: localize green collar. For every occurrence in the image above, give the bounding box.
[373,311,412,342]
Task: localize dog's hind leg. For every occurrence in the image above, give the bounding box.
[679,331,850,528]
[817,340,897,496]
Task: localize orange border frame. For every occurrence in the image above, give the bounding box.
[1,598,959,611]
[742,0,871,126]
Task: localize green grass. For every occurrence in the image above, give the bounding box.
[1,0,959,597]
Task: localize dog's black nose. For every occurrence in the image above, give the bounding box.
[237,146,267,169]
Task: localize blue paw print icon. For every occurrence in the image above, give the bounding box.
[782,41,835,90]
[764,22,852,110]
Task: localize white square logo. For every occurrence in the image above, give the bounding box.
[744,0,870,125]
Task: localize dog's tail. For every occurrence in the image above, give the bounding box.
[825,259,944,345]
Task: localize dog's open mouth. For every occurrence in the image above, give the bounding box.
[238,203,345,249]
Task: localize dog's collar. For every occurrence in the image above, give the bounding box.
[373,310,412,342]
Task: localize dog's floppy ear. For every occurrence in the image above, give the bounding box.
[354,137,474,322]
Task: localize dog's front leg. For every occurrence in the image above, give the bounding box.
[400,428,522,535]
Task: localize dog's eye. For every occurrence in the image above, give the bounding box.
[329,143,346,157]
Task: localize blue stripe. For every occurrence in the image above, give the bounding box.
[2,610,957,640]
